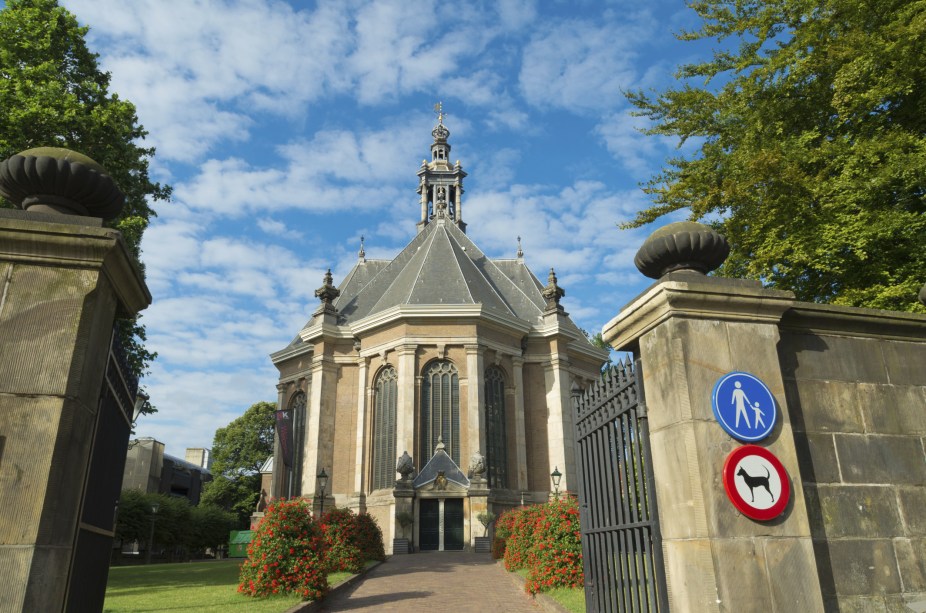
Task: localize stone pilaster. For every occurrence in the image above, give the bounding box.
[304,353,337,508]
[544,354,574,492]
[465,344,486,462]
[396,344,417,459]
[511,356,528,490]
[602,273,824,612]
[353,356,370,494]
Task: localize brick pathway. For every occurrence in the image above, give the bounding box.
[315,552,541,612]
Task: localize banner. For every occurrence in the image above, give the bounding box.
[275,409,293,467]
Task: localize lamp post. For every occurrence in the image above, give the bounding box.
[550,467,562,500]
[316,468,329,516]
[145,501,160,564]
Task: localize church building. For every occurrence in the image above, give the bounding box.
[269,111,607,552]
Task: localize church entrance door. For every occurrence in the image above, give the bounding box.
[420,499,439,551]
[418,498,465,551]
[444,498,464,550]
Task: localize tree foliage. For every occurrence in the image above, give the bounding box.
[115,489,235,559]
[201,401,276,527]
[626,0,926,312]
[0,0,171,384]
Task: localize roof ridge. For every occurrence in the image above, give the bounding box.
[440,225,477,304]
[446,223,544,316]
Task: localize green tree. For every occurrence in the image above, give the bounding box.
[201,401,276,527]
[626,0,926,312]
[189,504,236,555]
[0,0,171,386]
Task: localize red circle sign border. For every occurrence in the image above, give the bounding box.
[722,444,791,521]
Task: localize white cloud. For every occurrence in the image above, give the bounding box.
[519,15,654,112]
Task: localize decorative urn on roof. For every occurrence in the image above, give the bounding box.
[634,221,730,279]
[0,147,125,219]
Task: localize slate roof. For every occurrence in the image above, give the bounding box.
[412,447,470,489]
[334,217,547,326]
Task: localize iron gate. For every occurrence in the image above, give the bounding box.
[573,358,668,612]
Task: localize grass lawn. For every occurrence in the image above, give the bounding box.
[512,567,585,613]
[103,560,355,613]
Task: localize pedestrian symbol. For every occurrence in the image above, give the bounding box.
[711,372,777,441]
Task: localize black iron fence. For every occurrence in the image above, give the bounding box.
[573,358,668,612]
[65,326,138,611]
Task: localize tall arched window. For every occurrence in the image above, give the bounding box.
[289,391,307,497]
[485,366,508,489]
[371,366,398,491]
[420,361,460,465]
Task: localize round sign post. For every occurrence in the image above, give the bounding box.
[722,445,790,521]
[711,371,777,442]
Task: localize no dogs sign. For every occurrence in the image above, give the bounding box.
[722,445,790,521]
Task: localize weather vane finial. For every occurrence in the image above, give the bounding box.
[434,101,445,125]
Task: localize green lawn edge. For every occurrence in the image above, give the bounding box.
[103,559,378,613]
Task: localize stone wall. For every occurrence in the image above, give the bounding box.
[780,305,926,611]
[604,272,926,611]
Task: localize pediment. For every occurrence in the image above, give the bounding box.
[412,448,470,491]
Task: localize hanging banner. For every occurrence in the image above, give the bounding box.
[275,409,293,467]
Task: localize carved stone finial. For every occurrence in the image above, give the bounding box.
[435,436,446,454]
[358,235,366,261]
[314,268,341,315]
[634,221,730,279]
[542,267,566,314]
[256,489,269,512]
[396,451,414,481]
[516,236,523,259]
[0,147,125,219]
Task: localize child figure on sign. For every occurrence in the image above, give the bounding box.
[752,401,766,430]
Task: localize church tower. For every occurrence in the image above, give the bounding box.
[270,110,607,553]
[417,103,467,233]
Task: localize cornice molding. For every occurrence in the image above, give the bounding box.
[602,273,795,351]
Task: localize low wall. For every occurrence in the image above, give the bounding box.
[603,272,926,611]
[780,305,926,611]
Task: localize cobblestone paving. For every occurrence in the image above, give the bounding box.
[316,551,541,612]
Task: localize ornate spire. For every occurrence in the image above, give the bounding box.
[358,235,366,262]
[417,102,467,234]
[516,236,524,259]
[542,267,566,315]
[314,269,340,316]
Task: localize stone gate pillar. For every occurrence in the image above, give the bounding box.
[0,148,151,612]
[602,222,825,612]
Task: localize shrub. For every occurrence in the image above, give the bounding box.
[500,498,584,594]
[491,537,506,559]
[238,499,328,601]
[523,497,583,594]
[321,508,385,574]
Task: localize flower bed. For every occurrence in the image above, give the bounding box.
[497,497,584,594]
[238,500,385,601]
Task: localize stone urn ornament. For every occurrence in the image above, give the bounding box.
[0,147,125,219]
[396,451,414,481]
[469,450,486,480]
[634,221,730,279]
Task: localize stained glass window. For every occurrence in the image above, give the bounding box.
[371,366,398,491]
[420,361,460,465]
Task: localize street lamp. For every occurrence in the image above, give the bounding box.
[145,501,160,564]
[550,467,562,500]
[316,468,329,516]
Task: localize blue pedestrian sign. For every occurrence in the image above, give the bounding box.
[711,371,777,441]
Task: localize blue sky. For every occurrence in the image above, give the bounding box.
[58,0,709,457]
